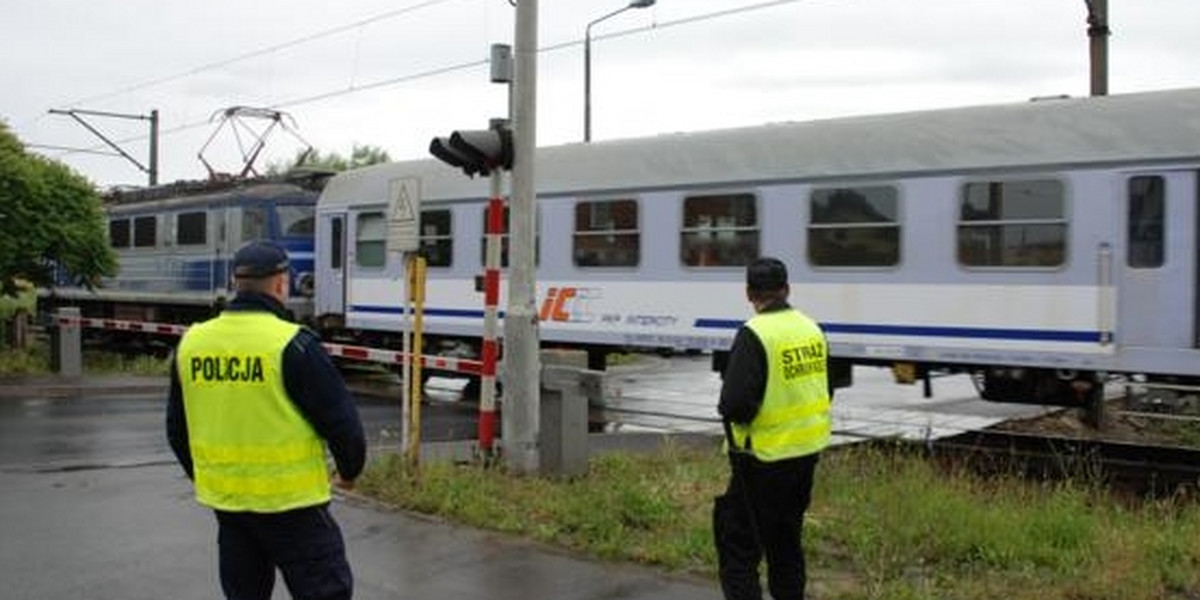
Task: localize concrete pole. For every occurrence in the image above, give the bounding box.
[504,0,541,475]
[54,307,82,377]
[1086,0,1109,96]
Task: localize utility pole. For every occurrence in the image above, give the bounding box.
[505,0,541,475]
[584,0,655,142]
[1085,0,1109,96]
[48,108,160,185]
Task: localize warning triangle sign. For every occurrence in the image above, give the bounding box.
[388,178,417,223]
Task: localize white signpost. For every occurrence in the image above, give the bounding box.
[386,176,420,254]
[385,176,422,463]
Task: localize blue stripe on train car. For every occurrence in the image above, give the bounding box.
[351,305,488,319]
[694,318,1101,343]
[181,258,227,291]
[347,307,1099,345]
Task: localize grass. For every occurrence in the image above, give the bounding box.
[358,442,1200,600]
[0,343,48,375]
[0,341,170,376]
[359,443,723,570]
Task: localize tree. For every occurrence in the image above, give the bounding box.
[0,121,117,297]
[266,143,392,175]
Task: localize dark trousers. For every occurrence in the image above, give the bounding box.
[713,452,819,600]
[214,504,353,600]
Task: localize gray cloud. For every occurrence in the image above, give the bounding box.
[3,0,1197,186]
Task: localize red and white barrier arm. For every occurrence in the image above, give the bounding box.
[323,342,483,376]
[55,315,484,376]
[55,315,189,336]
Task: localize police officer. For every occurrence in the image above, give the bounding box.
[167,240,366,600]
[714,257,832,600]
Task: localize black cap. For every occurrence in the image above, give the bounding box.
[746,257,789,292]
[233,240,290,279]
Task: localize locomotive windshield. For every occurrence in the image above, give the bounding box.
[278,204,315,237]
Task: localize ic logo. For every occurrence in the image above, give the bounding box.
[538,287,599,323]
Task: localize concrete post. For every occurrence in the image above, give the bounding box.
[540,365,600,478]
[504,0,541,476]
[52,307,82,377]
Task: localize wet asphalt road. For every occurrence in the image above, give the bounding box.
[0,381,722,600]
[0,390,469,470]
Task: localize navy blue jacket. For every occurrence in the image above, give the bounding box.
[166,292,367,481]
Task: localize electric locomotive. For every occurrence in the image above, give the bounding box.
[42,172,326,349]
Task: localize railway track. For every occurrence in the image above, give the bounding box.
[919,429,1200,497]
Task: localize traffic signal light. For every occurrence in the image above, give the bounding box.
[429,127,513,177]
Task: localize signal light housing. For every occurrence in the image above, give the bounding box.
[429,126,513,177]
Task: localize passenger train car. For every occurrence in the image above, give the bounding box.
[43,175,323,334]
[313,88,1200,406]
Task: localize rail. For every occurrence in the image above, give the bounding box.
[924,429,1200,496]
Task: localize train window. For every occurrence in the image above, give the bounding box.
[420,209,452,268]
[176,211,207,246]
[573,199,639,267]
[680,193,759,267]
[480,205,539,268]
[109,219,131,249]
[807,186,900,267]
[957,179,1066,268]
[1127,176,1165,269]
[355,212,386,268]
[279,205,315,237]
[242,205,268,242]
[330,218,344,270]
[133,216,157,248]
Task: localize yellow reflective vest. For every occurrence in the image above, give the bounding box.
[730,310,832,461]
[176,311,330,512]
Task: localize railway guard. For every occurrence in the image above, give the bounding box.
[715,257,832,600]
[167,240,366,600]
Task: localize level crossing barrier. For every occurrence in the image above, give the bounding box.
[49,310,483,375]
[51,309,605,475]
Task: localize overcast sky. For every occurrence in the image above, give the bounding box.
[3,0,1198,188]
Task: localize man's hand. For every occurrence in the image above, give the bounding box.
[332,473,355,492]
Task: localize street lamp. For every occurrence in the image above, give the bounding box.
[584,0,655,142]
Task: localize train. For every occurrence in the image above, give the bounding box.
[313,87,1200,407]
[42,172,327,349]
[47,87,1200,407]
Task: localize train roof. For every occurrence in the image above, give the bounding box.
[105,181,319,214]
[320,87,1200,208]
[105,169,332,209]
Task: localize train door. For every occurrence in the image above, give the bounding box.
[1118,171,1198,349]
[315,212,348,317]
[214,206,240,291]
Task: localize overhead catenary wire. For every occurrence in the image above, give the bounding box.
[43,0,810,160]
[56,0,464,110]
[64,0,803,110]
